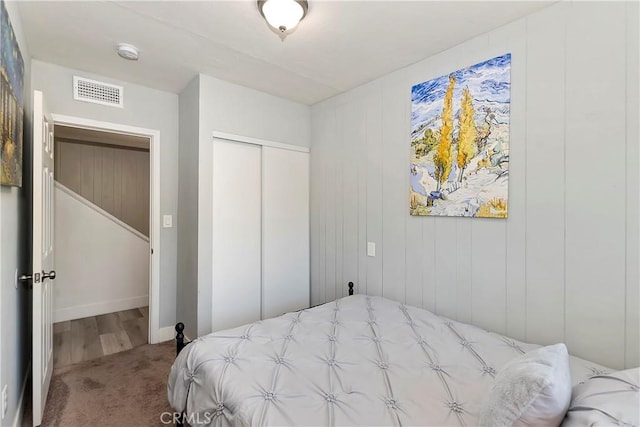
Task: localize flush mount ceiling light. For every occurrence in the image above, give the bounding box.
[258,0,308,34]
[116,43,139,61]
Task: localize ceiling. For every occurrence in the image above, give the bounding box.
[56,125,150,151]
[18,1,553,105]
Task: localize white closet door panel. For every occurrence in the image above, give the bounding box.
[212,139,262,331]
[262,147,310,319]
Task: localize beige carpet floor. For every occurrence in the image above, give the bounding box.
[41,340,175,426]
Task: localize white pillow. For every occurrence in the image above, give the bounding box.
[478,343,572,427]
[562,367,639,427]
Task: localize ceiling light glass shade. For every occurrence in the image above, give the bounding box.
[259,0,308,33]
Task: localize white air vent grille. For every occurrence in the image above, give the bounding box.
[73,76,123,108]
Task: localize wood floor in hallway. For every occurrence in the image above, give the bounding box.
[53,307,149,368]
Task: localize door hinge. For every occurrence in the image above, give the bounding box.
[151,248,154,255]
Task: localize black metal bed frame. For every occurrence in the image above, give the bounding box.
[173,282,354,426]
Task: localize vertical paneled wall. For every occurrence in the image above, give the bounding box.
[310,2,639,369]
[55,139,150,236]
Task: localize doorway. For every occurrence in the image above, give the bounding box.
[52,124,150,366]
[50,115,161,365]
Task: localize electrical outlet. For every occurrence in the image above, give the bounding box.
[2,384,8,419]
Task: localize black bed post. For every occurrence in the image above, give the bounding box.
[175,323,186,426]
[175,322,185,356]
[348,282,354,296]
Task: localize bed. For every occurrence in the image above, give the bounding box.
[167,285,626,426]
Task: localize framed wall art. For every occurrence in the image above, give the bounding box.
[410,53,511,218]
[1,0,25,187]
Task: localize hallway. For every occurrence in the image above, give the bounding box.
[52,307,149,368]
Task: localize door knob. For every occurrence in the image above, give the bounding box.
[42,270,56,281]
[19,273,41,283]
[19,272,41,287]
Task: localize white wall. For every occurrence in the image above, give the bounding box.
[31,60,179,328]
[176,77,199,340]
[54,186,149,322]
[199,74,311,149]
[310,1,639,370]
[176,73,311,337]
[0,2,31,426]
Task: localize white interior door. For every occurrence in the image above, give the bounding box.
[32,90,55,426]
[211,139,262,331]
[262,147,310,318]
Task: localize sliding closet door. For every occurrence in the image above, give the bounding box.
[262,147,310,318]
[212,139,262,331]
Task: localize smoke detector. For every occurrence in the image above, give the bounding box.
[116,43,139,61]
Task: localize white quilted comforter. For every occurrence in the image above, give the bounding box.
[168,295,609,426]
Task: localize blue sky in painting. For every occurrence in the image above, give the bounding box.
[1,0,25,105]
[411,53,511,133]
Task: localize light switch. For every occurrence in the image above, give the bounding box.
[163,215,173,228]
[367,242,376,257]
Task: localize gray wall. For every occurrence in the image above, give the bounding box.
[310,2,639,370]
[176,73,310,337]
[55,139,150,236]
[177,77,199,340]
[199,74,311,148]
[31,60,179,328]
[0,2,31,425]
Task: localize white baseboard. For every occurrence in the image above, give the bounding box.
[154,327,190,345]
[13,365,30,427]
[53,295,149,323]
[156,326,176,343]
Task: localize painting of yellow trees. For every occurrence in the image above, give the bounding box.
[410,54,511,218]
